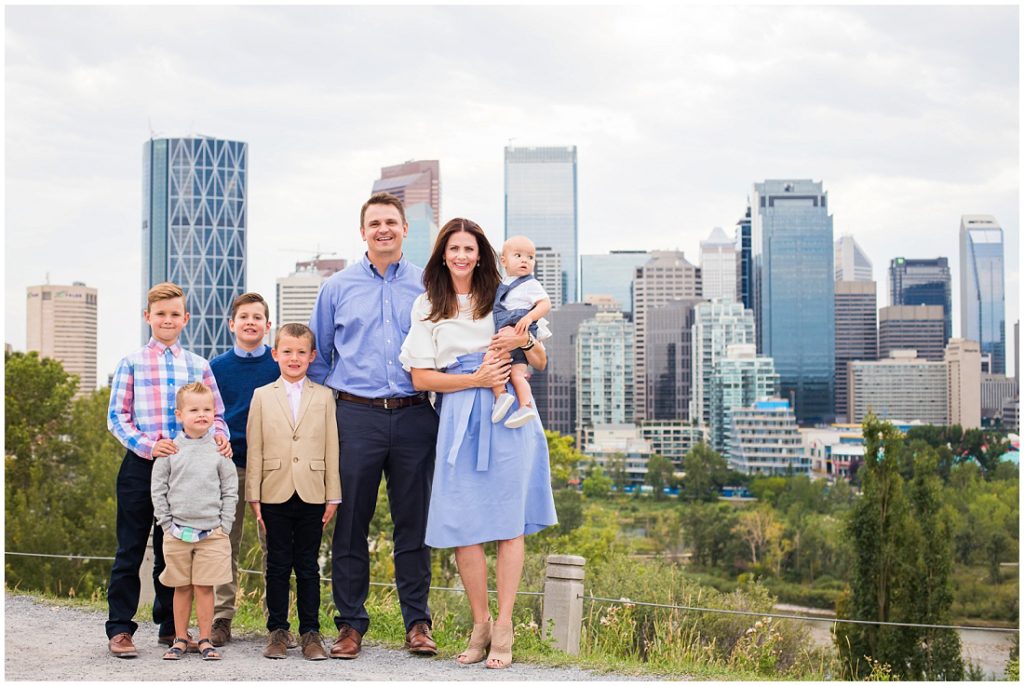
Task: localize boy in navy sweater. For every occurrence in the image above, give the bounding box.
[208,293,280,646]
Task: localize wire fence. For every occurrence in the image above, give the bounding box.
[6,550,1017,634]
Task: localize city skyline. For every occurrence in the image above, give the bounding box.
[4,5,1019,383]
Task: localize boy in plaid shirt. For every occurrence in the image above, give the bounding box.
[105,282,232,658]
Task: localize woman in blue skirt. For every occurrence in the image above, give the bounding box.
[399,218,557,669]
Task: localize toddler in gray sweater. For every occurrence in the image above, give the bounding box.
[150,382,238,661]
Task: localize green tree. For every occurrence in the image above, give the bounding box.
[582,465,613,499]
[680,442,728,502]
[680,502,737,568]
[644,453,674,500]
[607,453,628,492]
[969,493,1013,583]
[546,430,583,489]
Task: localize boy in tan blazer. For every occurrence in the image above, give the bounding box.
[246,323,341,661]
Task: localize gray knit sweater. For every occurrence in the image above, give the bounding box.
[151,431,238,533]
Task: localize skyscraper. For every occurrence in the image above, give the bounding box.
[878,305,946,362]
[276,259,347,330]
[645,298,703,421]
[26,282,97,398]
[736,206,753,310]
[143,136,247,359]
[576,311,634,444]
[751,179,835,424]
[959,215,1006,374]
[580,250,650,317]
[709,344,779,453]
[372,160,440,226]
[699,227,737,303]
[401,202,439,269]
[834,281,878,422]
[945,338,981,430]
[504,145,578,304]
[834,235,873,282]
[531,303,599,437]
[632,251,702,421]
[889,257,952,343]
[690,300,756,428]
[848,351,948,425]
[533,246,564,307]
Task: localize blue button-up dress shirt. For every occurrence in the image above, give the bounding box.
[307,254,424,397]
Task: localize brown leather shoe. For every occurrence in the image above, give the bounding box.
[210,618,232,646]
[300,631,329,661]
[263,629,290,659]
[286,631,298,649]
[405,622,438,656]
[330,625,362,659]
[108,632,138,658]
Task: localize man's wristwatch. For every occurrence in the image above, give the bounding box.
[522,332,536,351]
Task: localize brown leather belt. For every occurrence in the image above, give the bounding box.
[335,391,429,410]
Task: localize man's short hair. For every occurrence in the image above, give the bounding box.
[231,292,270,319]
[360,192,406,227]
[175,381,212,410]
[147,282,186,309]
[274,323,316,350]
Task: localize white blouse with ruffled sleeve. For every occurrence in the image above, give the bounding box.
[399,293,495,372]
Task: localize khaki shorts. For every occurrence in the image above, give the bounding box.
[159,528,232,587]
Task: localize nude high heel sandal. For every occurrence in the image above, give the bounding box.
[456,619,492,665]
[485,620,513,669]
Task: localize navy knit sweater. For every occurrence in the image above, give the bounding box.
[210,347,281,469]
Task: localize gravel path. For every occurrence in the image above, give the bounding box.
[4,593,649,681]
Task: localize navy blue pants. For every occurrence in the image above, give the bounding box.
[106,451,175,638]
[331,400,438,635]
[263,493,324,635]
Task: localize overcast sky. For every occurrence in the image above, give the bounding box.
[5,4,1020,383]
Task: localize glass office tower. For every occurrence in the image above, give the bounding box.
[143,137,247,359]
[736,207,753,310]
[579,250,649,316]
[504,145,578,305]
[888,257,952,343]
[751,179,835,424]
[960,215,1006,374]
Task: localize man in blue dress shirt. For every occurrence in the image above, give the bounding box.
[308,192,439,659]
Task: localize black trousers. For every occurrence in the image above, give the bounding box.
[262,493,325,635]
[106,451,175,638]
[331,400,438,635]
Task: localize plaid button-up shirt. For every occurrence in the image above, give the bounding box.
[107,338,229,459]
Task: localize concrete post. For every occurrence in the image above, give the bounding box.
[138,531,155,606]
[541,554,585,655]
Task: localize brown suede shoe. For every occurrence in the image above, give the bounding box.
[210,618,232,646]
[330,625,362,659]
[286,631,298,649]
[108,632,138,659]
[263,629,290,659]
[300,631,329,661]
[405,622,438,656]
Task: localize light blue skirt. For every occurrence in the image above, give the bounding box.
[425,353,558,549]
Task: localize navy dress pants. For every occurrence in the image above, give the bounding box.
[331,400,438,635]
[105,451,175,638]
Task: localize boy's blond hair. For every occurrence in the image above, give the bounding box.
[274,323,316,350]
[147,282,187,309]
[175,381,212,410]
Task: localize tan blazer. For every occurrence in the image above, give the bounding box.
[245,377,341,505]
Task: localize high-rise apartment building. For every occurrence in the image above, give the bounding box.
[26,282,97,398]
[645,298,703,421]
[889,257,952,343]
[878,305,946,362]
[959,215,1006,374]
[576,312,634,446]
[945,338,981,430]
[834,280,878,422]
[372,160,440,226]
[709,344,779,453]
[699,227,737,302]
[736,207,753,310]
[690,301,756,428]
[638,421,708,469]
[276,259,347,330]
[402,202,439,269]
[981,375,1018,423]
[532,303,598,437]
[533,247,564,307]
[727,399,809,476]
[848,350,948,425]
[751,179,835,423]
[143,136,247,359]
[580,250,650,317]
[504,146,578,304]
[631,251,702,421]
[834,235,873,282]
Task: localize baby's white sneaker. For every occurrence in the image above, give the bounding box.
[491,393,515,423]
[504,405,538,429]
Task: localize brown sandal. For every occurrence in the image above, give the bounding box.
[162,637,189,660]
[485,621,513,669]
[456,619,492,665]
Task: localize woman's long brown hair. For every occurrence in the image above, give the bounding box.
[421,218,501,322]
